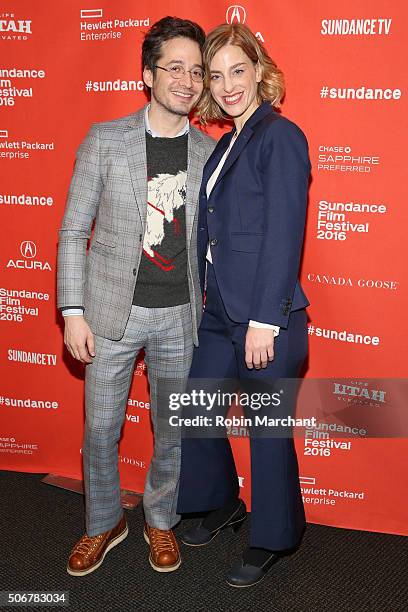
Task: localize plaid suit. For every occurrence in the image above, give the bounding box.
[57,106,215,534]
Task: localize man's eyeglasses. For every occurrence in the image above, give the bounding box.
[153,64,205,83]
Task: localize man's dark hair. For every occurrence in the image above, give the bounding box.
[142,16,206,75]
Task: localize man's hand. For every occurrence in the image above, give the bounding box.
[245,327,275,370]
[64,315,95,364]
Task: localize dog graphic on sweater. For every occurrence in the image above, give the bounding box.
[143,170,187,271]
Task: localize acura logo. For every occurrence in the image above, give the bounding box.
[6,240,50,271]
[226,5,247,24]
[20,241,37,258]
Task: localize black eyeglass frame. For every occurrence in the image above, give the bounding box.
[153,64,206,83]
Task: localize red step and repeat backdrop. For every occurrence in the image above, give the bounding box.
[1,1,407,535]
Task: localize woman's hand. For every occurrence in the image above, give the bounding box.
[245,327,275,369]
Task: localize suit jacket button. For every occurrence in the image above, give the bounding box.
[208,206,215,213]
[210,238,218,246]
[132,268,137,276]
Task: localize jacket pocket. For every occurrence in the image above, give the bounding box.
[92,226,117,248]
[230,232,263,253]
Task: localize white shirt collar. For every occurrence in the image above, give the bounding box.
[144,104,190,138]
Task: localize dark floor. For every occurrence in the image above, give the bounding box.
[0,471,407,611]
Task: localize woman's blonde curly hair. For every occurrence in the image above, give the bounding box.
[197,23,285,124]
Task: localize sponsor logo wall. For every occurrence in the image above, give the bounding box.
[0,0,407,536]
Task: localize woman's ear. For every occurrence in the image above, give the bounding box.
[255,60,262,83]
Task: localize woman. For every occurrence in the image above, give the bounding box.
[177,23,311,587]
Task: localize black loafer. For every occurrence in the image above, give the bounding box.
[226,549,281,587]
[181,499,247,546]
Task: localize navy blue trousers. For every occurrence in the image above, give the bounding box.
[177,263,307,550]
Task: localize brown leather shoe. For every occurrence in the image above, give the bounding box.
[67,515,128,576]
[144,523,181,572]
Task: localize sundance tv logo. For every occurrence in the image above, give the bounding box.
[321,18,392,36]
[6,241,52,271]
[0,12,32,41]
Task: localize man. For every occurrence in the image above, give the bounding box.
[57,16,215,576]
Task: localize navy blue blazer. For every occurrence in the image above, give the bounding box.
[198,102,311,329]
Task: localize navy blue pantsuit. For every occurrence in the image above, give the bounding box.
[177,264,307,550]
[177,102,311,551]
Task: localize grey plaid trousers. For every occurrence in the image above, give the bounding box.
[83,303,193,535]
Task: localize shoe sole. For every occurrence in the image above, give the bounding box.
[180,517,246,547]
[226,573,266,588]
[180,528,220,547]
[66,524,129,577]
[226,555,280,588]
[143,530,181,573]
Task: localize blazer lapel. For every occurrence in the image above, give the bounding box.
[186,128,208,245]
[202,133,232,186]
[124,110,147,230]
[208,102,276,196]
[210,128,252,195]
[186,126,204,245]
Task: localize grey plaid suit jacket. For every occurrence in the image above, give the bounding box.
[57,106,216,344]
